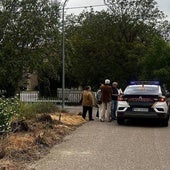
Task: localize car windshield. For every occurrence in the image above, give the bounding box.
[124,85,162,95]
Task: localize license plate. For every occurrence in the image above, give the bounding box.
[133,108,148,112]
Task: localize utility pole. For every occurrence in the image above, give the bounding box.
[62,0,68,109]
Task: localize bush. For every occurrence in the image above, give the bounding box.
[0,96,20,132]
[0,97,60,131]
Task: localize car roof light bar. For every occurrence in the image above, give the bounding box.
[129,81,160,85]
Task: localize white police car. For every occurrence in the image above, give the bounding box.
[117,81,170,126]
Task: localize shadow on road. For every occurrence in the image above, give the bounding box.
[120,119,168,128]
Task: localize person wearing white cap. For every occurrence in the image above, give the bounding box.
[100,79,112,122]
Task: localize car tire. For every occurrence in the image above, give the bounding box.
[117,118,124,125]
[160,117,169,127]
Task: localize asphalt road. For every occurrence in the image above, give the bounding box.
[27,108,170,170]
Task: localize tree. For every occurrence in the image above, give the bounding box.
[140,36,170,90]
[66,10,118,88]
[65,0,170,89]
[0,0,61,96]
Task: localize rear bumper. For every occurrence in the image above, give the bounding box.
[117,111,169,119]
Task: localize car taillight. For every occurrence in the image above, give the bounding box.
[159,97,165,102]
[153,97,165,102]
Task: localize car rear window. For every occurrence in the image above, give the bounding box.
[124,85,162,95]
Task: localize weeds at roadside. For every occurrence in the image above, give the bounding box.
[0,102,86,170]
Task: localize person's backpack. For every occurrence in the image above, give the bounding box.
[96,89,102,104]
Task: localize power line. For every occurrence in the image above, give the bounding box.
[65,4,106,10]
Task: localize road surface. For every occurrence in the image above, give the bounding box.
[27,112,170,170]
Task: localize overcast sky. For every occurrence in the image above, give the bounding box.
[59,0,170,21]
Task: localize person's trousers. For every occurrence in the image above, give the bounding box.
[96,104,102,119]
[101,101,111,121]
[82,106,93,120]
[111,100,118,119]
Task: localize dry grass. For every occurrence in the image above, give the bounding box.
[0,112,86,170]
[50,113,86,126]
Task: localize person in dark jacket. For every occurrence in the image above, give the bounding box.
[110,82,119,121]
[100,79,112,122]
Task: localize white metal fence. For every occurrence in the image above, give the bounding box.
[19,90,82,105]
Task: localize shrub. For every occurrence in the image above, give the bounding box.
[0,97,60,131]
[0,96,21,132]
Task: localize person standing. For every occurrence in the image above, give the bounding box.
[81,86,94,121]
[100,79,112,122]
[95,84,103,120]
[110,82,119,121]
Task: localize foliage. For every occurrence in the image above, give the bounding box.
[0,0,61,96]
[66,0,170,89]
[0,95,60,131]
[140,36,170,90]
[66,10,119,88]
[19,102,60,119]
[0,96,21,131]
[0,0,170,93]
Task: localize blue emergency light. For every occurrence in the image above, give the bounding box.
[129,81,160,85]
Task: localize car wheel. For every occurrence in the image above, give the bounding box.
[160,117,169,127]
[117,118,124,125]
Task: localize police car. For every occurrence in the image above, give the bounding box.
[117,81,170,126]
